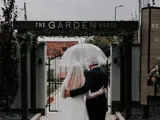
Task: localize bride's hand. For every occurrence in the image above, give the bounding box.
[99,86,107,93]
[64,89,70,98]
[102,88,107,92]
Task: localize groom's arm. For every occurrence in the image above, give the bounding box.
[70,72,92,97]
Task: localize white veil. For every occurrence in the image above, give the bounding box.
[61,62,85,98]
[59,62,89,120]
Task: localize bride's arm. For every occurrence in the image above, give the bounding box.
[87,86,107,99]
[60,81,68,98]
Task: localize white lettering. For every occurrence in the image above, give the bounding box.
[48,22,55,29]
[99,23,103,28]
[155,37,160,42]
[152,24,159,28]
[104,22,116,28]
[111,23,116,28]
[111,23,114,28]
[82,22,87,29]
[36,22,45,28]
[103,23,106,28]
[74,22,80,29]
[155,38,158,42]
[35,22,38,28]
[45,21,118,29]
[90,22,96,28]
[156,56,160,60]
[57,22,63,29]
[66,22,71,29]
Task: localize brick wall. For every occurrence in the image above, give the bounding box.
[47,41,78,58]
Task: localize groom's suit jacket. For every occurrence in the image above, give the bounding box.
[70,67,108,97]
[70,67,108,120]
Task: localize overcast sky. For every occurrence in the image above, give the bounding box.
[1,0,160,41]
[1,0,160,21]
[15,0,160,21]
[17,0,138,21]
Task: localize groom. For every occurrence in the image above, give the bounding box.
[64,58,108,120]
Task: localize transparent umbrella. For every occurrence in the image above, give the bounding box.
[60,43,107,68]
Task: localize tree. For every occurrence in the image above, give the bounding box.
[0,0,19,111]
[85,36,116,57]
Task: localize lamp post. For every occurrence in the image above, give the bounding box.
[24,0,32,20]
[24,2,27,20]
[138,0,142,43]
[115,5,123,21]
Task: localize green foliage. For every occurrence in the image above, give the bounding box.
[86,36,116,57]
[0,0,19,111]
[153,72,160,79]
[0,0,38,111]
[85,32,137,67]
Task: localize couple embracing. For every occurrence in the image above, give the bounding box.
[60,58,108,120]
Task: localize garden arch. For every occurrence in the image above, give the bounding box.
[13,20,138,119]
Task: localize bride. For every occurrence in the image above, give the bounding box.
[59,62,106,120]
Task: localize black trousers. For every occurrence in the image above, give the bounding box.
[86,94,107,120]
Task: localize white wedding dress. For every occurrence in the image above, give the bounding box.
[58,62,89,120]
[59,94,88,120]
[58,63,106,120]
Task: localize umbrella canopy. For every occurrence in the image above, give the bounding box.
[59,43,107,68]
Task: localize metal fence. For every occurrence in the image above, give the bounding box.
[47,54,68,112]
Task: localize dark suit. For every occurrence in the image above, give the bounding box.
[70,67,108,120]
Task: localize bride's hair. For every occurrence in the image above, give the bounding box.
[63,62,85,90]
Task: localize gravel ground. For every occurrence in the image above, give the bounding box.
[121,105,160,120]
[0,112,35,120]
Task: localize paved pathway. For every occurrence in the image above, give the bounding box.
[40,112,60,120]
[40,87,125,120]
[40,111,124,120]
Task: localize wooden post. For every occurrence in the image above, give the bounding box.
[123,34,133,119]
[21,43,28,120]
[30,42,37,113]
[120,46,125,111]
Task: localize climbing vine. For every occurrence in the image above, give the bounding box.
[113,30,138,67]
